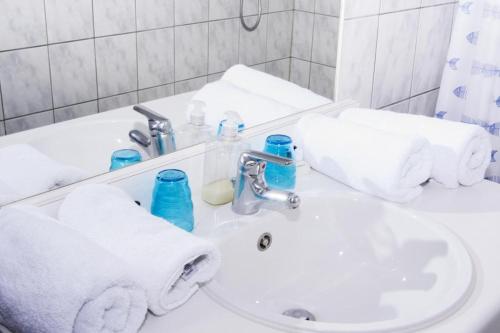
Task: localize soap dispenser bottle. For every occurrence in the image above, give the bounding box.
[201,119,248,205]
[177,101,213,149]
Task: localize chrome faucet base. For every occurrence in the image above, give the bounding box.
[232,151,301,215]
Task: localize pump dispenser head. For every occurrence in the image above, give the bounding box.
[220,119,239,138]
[187,101,207,126]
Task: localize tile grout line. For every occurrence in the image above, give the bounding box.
[408,3,424,107]
[368,0,382,108]
[307,0,318,89]
[91,0,101,114]
[42,0,56,126]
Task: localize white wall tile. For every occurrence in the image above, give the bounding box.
[294,0,315,12]
[54,101,98,122]
[310,63,335,99]
[371,10,419,108]
[138,84,174,103]
[98,92,138,112]
[209,0,239,20]
[338,16,378,107]
[0,93,3,120]
[0,47,53,118]
[412,4,454,95]
[175,23,209,81]
[175,0,209,25]
[239,15,268,65]
[93,0,136,36]
[269,0,294,12]
[174,76,208,94]
[315,0,341,16]
[344,0,380,18]
[0,0,47,51]
[138,28,175,89]
[49,40,97,108]
[409,89,439,116]
[242,0,269,15]
[0,122,5,136]
[45,0,94,43]
[290,58,311,88]
[5,110,54,134]
[382,99,409,113]
[267,11,293,60]
[265,58,291,80]
[292,11,314,61]
[380,0,421,13]
[136,0,174,30]
[95,34,138,97]
[311,14,339,67]
[208,72,224,82]
[209,19,240,74]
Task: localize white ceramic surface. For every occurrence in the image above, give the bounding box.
[203,190,474,332]
[0,92,195,176]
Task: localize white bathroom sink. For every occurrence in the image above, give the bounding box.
[203,191,474,332]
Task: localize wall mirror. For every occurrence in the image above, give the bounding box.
[0,0,342,206]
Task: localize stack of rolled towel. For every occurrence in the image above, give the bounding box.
[0,185,221,333]
[191,65,332,129]
[339,109,492,189]
[296,109,492,203]
[0,144,89,206]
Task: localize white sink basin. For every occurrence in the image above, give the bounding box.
[203,191,474,332]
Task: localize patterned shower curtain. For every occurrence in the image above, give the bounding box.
[436,0,500,182]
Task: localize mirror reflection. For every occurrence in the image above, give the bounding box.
[0,0,341,205]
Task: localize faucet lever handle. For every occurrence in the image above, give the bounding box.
[133,104,168,122]
[240,150,293,168]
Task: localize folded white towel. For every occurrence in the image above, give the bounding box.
[296,114,433,202]
[339,108,492,188]
[222,65,332,110]
[191,80,299,130]
[58,184,221,316]
[0,144,88,205]
[0,205,147,333]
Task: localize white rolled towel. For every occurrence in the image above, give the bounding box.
[339,108,492,188]
[58,184,221,315]
[191,80,299,130]
[0,205,147,333]
[296,114,433,203]
[0,144,88,205]
[222,64,332,110]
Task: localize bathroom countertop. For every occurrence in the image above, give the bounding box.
[140,177,500,333]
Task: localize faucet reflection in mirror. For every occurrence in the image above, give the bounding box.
[129,105,176,157]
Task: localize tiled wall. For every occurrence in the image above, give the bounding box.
[337,0,456,116]
[290,0,340,99]
[0,0,296,136]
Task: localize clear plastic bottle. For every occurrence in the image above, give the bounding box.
[201,119,249,205]
[177,101,213,149]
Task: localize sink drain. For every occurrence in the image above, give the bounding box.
[282,308,316,321]
[257,233,272,251]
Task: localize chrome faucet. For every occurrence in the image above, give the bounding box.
[232,151,301,215]
[129,105,176,157]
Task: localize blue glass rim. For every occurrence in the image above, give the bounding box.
[112,149,141,161]
[266,134,292,146]
[156,169,187,183]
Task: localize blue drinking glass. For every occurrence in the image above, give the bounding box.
[263,134,296,190]
[151,169,194,232]
[109,149,142,171]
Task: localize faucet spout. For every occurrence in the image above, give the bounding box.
[232,150,301,215]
